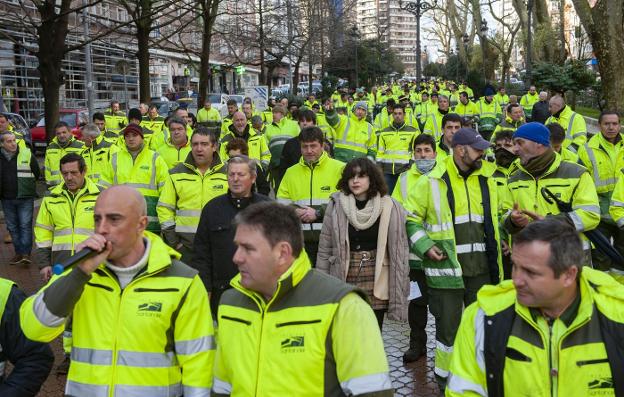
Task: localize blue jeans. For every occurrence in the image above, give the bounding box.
[2,198,34,255]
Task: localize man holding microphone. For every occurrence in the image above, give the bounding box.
[21,185,214,397]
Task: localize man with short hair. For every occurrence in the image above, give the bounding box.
[156,117,192,168]
[191,155,270,314]
[141,104,165,135]
[392,133,441,363]
[0,276,54,395]
[545,95,587,150]
[101,123,169,233]
[578,111,624,270]
[493,103,526,138]
[277,127,345,266]
[44,121,85,188]
[93,112,119,143]
[423,95,454,141]
[502,122,600,258]
[219,111,271,168]
[197,99,221,124]
[158,128,228,261]
[453,92,479,119]
[103,100,127,135]
[220,99,239,135]
[377,103,420,192]
[34,153,103,370]
[325,100,376,162]
[374,99,396,133]
[547,123,579,162]
[477,88,502,141]
[436,113,463,161]
[138,103,149,116]
[0,131,40,265]
[0,113,26,147]
[21,185,215,396]
[212,202,393,396]
[520,85,539,120]
[264,104,300,188]
[446,218,624,397]
[531,91,551,124]
[80,123,117,184]
[494,86,509,111]
[404,128,502,390]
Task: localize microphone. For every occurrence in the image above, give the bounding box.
[53,247,102,275]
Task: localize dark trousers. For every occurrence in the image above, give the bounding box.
[384,173,399,195]
[2,198,34,255]
[407,268,429,349]
[462,273,491,306]
[373,309,386,331]
[591,221,624,271]
[304,240,318,267]
[429,287,464,382]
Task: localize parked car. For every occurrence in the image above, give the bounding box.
[30,109,89,151]
[150,101,178,118]
[1,112,32,146]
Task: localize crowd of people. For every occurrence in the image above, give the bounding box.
[0,78,623,396]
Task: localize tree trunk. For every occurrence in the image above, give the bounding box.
[136,24,151,104]
[198,0,220,108]
[37,1,69,142]
[572,0,624,113]
[257,0,266,85]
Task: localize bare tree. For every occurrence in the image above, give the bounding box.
[113,0,193,102]
[571,0,624,112]
[0,1,134,140]
[487,0,521,85]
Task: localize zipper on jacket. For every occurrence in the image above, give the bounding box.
[134,287,180,293]
[548,322,554,397]
[576,358,609,367]
[309,162,315,232]
[275,319,321,328]
[86,282,114,292]
[220,315,251,325]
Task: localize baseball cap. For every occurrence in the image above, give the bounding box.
[452,128,491,150]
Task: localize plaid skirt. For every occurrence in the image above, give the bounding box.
[346,249,389,310]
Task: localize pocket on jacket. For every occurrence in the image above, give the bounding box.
[210,224,230,233]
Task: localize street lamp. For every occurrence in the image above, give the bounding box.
[462,33,470,81]
[526,0,534,85]
[480,19,488,84]
[350,26,360,89]
[399,0,438,84]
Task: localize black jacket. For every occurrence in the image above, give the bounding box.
[0,286,54,397]
[191,192,271,293]
[531,101,551,124]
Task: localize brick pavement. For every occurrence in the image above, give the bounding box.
[0,218,441,397]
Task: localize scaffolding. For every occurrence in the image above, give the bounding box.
[0,26,139,125]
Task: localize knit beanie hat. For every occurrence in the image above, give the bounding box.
[123,123,144,137]
[513,122,550,146]
[353,101,368,112]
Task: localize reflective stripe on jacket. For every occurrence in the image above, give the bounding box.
[20,233,215,397]
[212,252,393,397]
[447,267,624,397]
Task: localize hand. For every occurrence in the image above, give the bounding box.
[501,240,511,256]
[521,209,544,221]
[510,202,530,228]
[75,234,113,275]
[298,206,317,223]
[323,100,334,112]
[426,246,446,261]
[40,266,52,282]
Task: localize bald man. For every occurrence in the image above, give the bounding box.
[545,95,587,149]
[219,111,271,169]
[20,185,215,396]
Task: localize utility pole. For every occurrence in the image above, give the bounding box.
[399,0,437,84]
[82,1,94,117]
[286,0,293,95]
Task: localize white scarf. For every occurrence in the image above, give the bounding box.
[339,192,382,230]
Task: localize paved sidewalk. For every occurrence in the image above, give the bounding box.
[0,222,441,396]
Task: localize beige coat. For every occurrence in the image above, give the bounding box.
[317,192,410,321]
